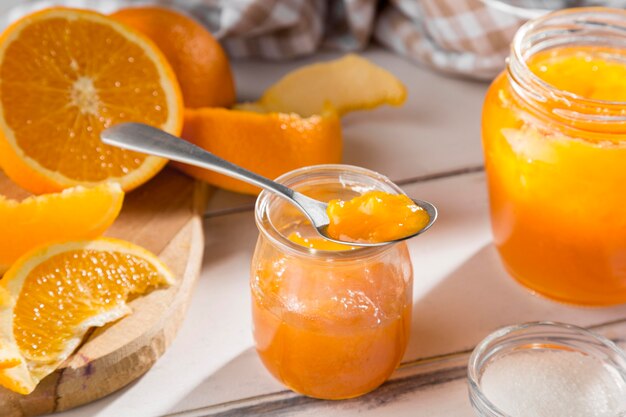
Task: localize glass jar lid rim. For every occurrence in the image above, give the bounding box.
[254,164,405,260]
[510,7,626,109]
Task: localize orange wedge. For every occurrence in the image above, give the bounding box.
[0,238,173,394]
[180,108,342,194]
[0,8,183,194]
[0,182,124,274]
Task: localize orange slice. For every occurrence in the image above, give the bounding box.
[180,108,342,195]
[0,182,124,274]
[0,238,173,394]
[0,8,183,194]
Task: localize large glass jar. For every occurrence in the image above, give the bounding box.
[251,165,413,399]
[483,8,626,305]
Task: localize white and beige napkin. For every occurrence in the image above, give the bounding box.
[1,0,549,79]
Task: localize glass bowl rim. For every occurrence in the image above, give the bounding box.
[467,321,626,417]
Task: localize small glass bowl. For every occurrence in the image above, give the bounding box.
[467,322,626,417]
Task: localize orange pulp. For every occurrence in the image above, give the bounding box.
[326,191,429,243]
[483,46,626,305]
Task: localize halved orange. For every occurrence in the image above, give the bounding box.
[0,8,183,194]
[0,238,173,394]
[0,181,124,274]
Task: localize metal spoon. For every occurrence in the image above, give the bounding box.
[100,122,437,248]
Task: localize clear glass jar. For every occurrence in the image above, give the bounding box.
[482,8,626,305]
[468,322,626,417]
[251,165,413,400]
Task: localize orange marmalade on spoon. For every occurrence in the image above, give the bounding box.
[326,191,429,244]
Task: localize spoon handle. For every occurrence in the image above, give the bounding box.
[100,122,296,199]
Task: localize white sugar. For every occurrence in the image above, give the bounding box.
[481,349,626,417]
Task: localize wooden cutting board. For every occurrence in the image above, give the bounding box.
[0,167,211,416]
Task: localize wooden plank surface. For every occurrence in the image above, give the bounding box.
[163,171,626,417]
[0,167,210,416]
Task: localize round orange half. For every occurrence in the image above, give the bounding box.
[0,8,183,194]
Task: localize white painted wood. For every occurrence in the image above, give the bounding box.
[165,321,626,417]
[52,171,626,417]
[233,48,487,183]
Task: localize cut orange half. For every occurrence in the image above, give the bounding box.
[0,8,183,194]
[0,238,173,394]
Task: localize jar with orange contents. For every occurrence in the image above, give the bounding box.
[251,165,413,399]
[483,8,626,305]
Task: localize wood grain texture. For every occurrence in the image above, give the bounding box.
[0,168,211,416]
[168,320,626,417]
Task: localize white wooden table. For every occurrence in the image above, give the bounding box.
[34,47,626,416]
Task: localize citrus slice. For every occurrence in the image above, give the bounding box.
[0,182,124,274]
[237,54,407,117]
[111,6,236,108]
[0,8,183,194]
[0,238,173,394]
[180,108,342,194]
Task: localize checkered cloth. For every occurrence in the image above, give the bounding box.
[2,0,530,80]
[376,1,524,79]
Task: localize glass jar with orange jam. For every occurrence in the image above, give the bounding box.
[251,165,413,399]
[483,8,626,305]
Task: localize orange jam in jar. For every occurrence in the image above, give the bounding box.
[483,8,626,305]
[252,165,413,399]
